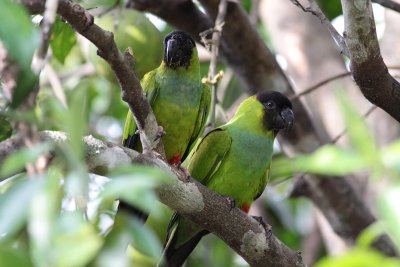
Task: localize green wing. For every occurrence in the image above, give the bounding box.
[254,163,271,200]
[122,70,160,149]
[181,83,211,161]
[187,128,231,185]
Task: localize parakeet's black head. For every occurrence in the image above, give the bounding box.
[256,91,294,134]
[163,30,196,69]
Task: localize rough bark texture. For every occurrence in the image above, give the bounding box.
[0,131,305,267]
[342,0,400,122]
[21,0,164,155]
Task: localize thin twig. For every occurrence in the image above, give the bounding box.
[44,63,68,108]
[290,72,351,101]
[19,0,59,176]
[291,66,400,101]
[249,0,260,26]
[372,0,400,13]
[289,0,350,57]
[200,0,228,128]
[32,0,59,74]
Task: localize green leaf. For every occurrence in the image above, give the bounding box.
[0,246,33,267]
[64,88,88,161]
[53,211,103,267]
[10,69,38,108]
[317,0,342,20]
[380,140,400,175]
[102,165,171,216]
[0,116,12,142]
[315,248,400,267]
[28,168,62,267]
[0,142,52,178]
[0,177,43,241]
[50,17,77,64]
[337,91,377,161]
[377,187,400,251]
[0,0,39,69]
[272,145,369,177]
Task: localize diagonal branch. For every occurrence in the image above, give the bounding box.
[372,0,400,13]
[289,0,350,56]
[21,0,165,156]
[200,0,227,128]
[341,0,400,123]
[0,131,305,267]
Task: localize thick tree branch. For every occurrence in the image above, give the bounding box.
[0,131,305,267]
[372,0,400,13]
[341,0,400,122]
[21,0,164,156]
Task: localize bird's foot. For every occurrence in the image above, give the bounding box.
[154,126,166,141]
[225,196,236,211]
[252,215,272,239]
[178,165,191,183]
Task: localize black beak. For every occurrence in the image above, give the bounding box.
[165,38,179,67]
[280,108,294,129]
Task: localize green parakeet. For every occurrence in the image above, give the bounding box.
[122,30,210,165]
[161,91,294,267]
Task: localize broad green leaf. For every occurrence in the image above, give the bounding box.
[315,248,400,267]
[102,165,171,215]
[0,0,39,69]
[377,187,400,250]
[0,109,37,124]
[380,140,400,176]
[128,218,161,261]
[317,0,342,20]
[10,69,38,108]
[64,88,88,161]
[0,246,33,267]
[53,211,103,267]
[28,168,62,267]
[337,91,377,161]
[0,177,43,241]
[50,17,77,64]
[0,142,52,178]
[0,116,12,142]
[272,145,368,177]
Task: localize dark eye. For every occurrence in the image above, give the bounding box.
[265,101,276,109]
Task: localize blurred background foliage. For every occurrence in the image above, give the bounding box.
[0,0,400,266]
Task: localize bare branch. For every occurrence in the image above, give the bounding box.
[372,0,400,13]
[200,0,227,128]
[0,131,305,267]
[31,0,58,74]
[22,0,165,156]
[291,71,351,100]
[341,0,400,122]
[289,0,350,57]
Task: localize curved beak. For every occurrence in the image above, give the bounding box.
[165,38,179,66]
[280,107,294,129]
